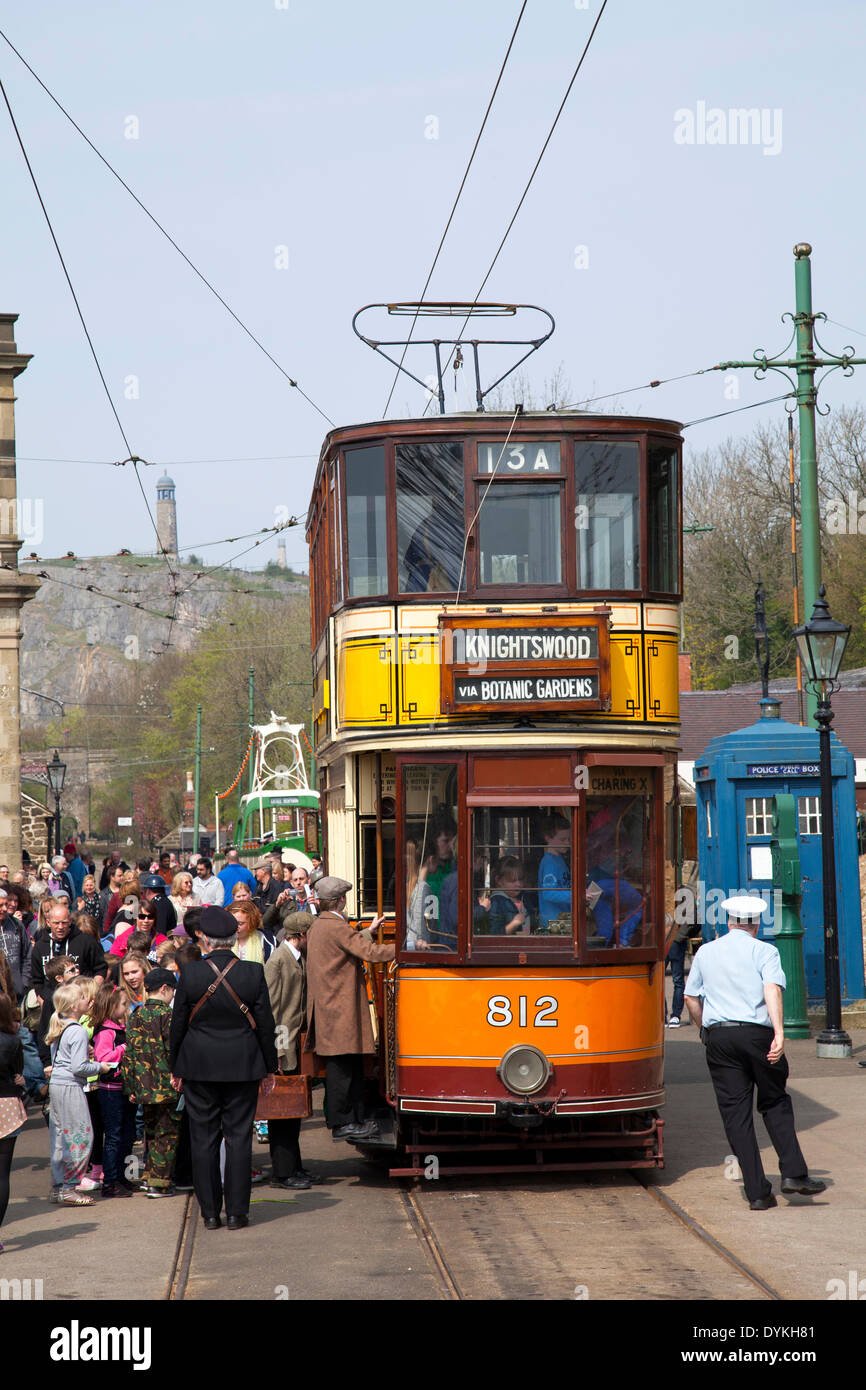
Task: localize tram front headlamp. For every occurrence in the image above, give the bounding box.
[497,1045,552,1097]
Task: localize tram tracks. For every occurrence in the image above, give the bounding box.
[166,1195,197,1301]
[401,1172,784,1301]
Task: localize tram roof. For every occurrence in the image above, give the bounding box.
[307,410,684,527]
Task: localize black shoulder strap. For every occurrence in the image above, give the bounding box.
[188,956,257,1031]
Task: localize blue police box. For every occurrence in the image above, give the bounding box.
[694,697,865,1004]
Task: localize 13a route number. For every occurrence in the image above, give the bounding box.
[486,995,559,1027]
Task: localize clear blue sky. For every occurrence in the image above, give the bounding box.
[2,0,865,568]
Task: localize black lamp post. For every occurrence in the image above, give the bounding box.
[46,750,67,863]
[793,586,852,1058]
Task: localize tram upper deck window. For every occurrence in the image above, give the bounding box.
[477,483,562,585]
[401,761,460,954]
[475,442,562,587]
[648,442,678,593]
[345,444,388,597]
[583,783,653,952]
[575,440,639,591]
[396,442,465,593]
[471,807,573,943]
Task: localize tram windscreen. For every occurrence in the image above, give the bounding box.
[472,808,573,939]
[401,762,459,953]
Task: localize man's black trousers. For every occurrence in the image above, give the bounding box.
[324,1055,366,1129]
[704,1024,808,1203]
[268,1065,303,1177]
[182,1079,259,1219]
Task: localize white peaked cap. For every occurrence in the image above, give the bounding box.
[721,894,768,921]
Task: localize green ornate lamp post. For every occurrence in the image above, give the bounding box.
[718,244,866,724]
[793,587,852,1058]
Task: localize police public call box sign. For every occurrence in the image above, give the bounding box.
[439,612,611,715]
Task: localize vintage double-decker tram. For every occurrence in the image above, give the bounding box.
[306,305,682,1174]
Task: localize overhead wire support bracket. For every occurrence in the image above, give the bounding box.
[353,302,554,414]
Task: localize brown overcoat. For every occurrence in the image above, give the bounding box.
[305,910,394,1055]
[264,941,306,1071]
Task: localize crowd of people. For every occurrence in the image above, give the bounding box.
[0,840,344,1244]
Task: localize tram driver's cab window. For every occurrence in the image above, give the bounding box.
[471,807,573,940]
[397,442,465,593]
[583,780,653,951]
[401,762,459,953]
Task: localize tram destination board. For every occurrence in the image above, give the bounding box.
[439,611,610,715]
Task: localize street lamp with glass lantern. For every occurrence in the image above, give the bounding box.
[46,750,67,863]
[793,586,852,1058]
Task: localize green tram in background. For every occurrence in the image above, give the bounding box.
[215,715,320,865]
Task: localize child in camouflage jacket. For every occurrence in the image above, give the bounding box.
[121,969,180,1196]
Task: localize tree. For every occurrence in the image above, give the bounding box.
[683,408,866,689]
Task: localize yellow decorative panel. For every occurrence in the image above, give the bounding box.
[645,635,679,721]
[338,635,397,727]
[399,635,441,722]
[606,633,643,719]
[644,604,680,634]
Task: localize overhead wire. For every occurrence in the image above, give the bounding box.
[16,453,317,466]
[381,0,529,418]
[0,70,186,655]
[682,393,795,429]
[0,26,334,429]
[426,0,610,412]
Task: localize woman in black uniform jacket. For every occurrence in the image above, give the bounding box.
[0,991,26,1252]
[169,906,277,1230]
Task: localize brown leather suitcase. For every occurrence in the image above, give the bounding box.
[255,1074,311,1120]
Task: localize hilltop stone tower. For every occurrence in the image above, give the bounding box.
[0,314,40,867]
[156,473,178,557]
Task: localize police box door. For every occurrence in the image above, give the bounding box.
[736,783,825,995]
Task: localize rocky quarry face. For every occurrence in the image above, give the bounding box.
[18,557,306,720]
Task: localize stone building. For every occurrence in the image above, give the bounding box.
[0,315,40,869]
[20,789,51,864]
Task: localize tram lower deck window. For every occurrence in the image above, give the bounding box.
[401,761,460,953]
[471,807,573,940]
[583,792,653,950]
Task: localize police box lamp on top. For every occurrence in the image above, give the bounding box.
[721,895,768,922]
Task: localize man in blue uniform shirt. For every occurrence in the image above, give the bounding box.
[685,894,826,1211]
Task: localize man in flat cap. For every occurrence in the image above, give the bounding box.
[253,857,283,915]
[685,894,826,1211]
[169,905,278,1229]
[305,877,394,1142]
[264,912,318,1189]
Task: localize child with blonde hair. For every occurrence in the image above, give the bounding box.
[46,982,112,1205]
[78,978,105,1190]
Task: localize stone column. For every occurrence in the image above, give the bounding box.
[0,314,40,869]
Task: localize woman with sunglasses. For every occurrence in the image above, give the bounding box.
[111,904,167,960]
